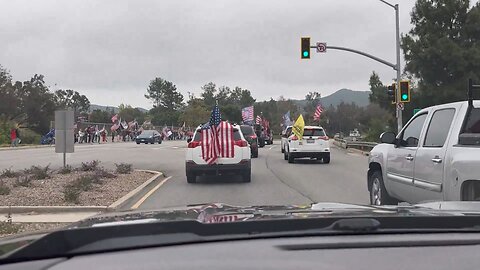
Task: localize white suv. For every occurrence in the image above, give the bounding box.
[185,124,251,183]
[284,126,330,164]
[280,126,292,153]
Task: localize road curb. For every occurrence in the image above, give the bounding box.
[0,206,108,214]
[0,170,164,214]
[0,145,53,151]
[108,170,164,209]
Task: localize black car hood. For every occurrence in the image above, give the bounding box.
[68,201,480,228]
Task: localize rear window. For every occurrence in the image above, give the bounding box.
[464,108,480,133]
[303,128,325,136]
[193,128,242,141]
[240,126,255,136]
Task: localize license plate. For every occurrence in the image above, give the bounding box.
[307,139,315,143]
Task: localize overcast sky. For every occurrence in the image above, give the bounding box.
[0,0,418,109]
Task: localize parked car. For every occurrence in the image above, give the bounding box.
[185,124,251,183]
[368,100,480,205]
[284,126,330,164]
[280,126,292,153]
[135,130,162,144]
[240,125,259,158]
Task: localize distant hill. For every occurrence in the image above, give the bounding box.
[88,104,148,114]
[291,88,370,108]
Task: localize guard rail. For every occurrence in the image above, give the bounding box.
[333,138,378,152]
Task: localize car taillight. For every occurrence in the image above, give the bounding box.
[234,140,248,147]
[188,141,201,148]
[319,136,329,141]
[291,135,298,141]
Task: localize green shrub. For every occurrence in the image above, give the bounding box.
[0,181,10,195]
[14,175,32,187]
[18,128,42,145]
[58,165,73,174]
[25,165,50,180]
[80,160,100,171]
[94,168,116,179]
[115,163,133,174]
[73,175,95,191]
[1,168,20,178]
[63,185,81,204]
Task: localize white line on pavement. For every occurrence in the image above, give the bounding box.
[130,176,173,209]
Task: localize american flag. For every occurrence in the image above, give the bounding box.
[201,105,222,164]
[241,106,254,123]
[111,114,118,123]
[256,115,262,125]
[313,104,323,121]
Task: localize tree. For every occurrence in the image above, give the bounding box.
[304,91,322,121]
[54,89,90,115]
[89,109,111,123]
[401,0,480,107]
[118,104,146,123]
[200,82,217,107]
[145,77,184,110]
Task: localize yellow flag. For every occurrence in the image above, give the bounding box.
[292,114,305,140]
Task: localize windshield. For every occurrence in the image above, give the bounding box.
[1,0,479,246]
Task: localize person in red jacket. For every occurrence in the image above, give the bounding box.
[10,128,17,147]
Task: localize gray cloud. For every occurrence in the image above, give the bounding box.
[0,0,417,108]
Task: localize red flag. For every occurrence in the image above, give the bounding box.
[111,114,118,123]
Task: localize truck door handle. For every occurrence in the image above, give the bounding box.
[405,155,414,161]
[431,156,442,164]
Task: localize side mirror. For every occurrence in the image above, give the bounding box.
[187,138,192,143]
[380,132,396,144]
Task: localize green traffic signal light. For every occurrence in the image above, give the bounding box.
[301,37,310,59]
[401,94,408,101]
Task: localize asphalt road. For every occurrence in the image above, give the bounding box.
[0,140,369,208]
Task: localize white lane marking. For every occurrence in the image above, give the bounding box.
[131,176,173,209]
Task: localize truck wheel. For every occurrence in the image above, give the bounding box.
[369,171,395,205]
[242,169,251,183]
[288,153,294,163]
[186,173,196,184]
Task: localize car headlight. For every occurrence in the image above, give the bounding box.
[149,136,153,138]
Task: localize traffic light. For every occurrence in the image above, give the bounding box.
[301,37,310,59]
[387,83,396,104]
[399,80,410,102]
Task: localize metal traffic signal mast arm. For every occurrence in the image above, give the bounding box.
[311,45,397,71]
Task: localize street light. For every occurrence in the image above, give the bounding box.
[379,0,402,132]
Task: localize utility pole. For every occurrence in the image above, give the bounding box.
[380,0,402,131]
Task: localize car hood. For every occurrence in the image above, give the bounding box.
[68,201,480,228]
[2,201,480,255]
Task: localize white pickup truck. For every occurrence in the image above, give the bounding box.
[368,98,480,205]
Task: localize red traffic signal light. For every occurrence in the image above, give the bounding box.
[399,80,410,102]
[301,37,310,59]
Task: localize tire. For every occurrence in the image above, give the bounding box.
[186,173,196,183]
[159,140,162,144]
[288,152,294,163]
[323,156,330,164]
[136,142,140,145]
[252,151,258,158]
[281,146,284,153]
[369,170,395,205]
[284,150,288,160]
[242,169,251,183]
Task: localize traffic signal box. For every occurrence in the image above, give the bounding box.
[301,37,310,59]
[387,83,396,104]
[399,80,410,103]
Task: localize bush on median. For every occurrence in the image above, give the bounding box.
[115,163,133,174]
[80,160,100,172]
[0,168,20,178]
[0,181,10,195]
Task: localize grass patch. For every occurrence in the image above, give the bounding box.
[25,165,50,180]
[14,175,32,187]
[0,181,10,195]
[58,165,73,174]
[80,160,100,171]
[0,168,20,178]
[115,163,133,174]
